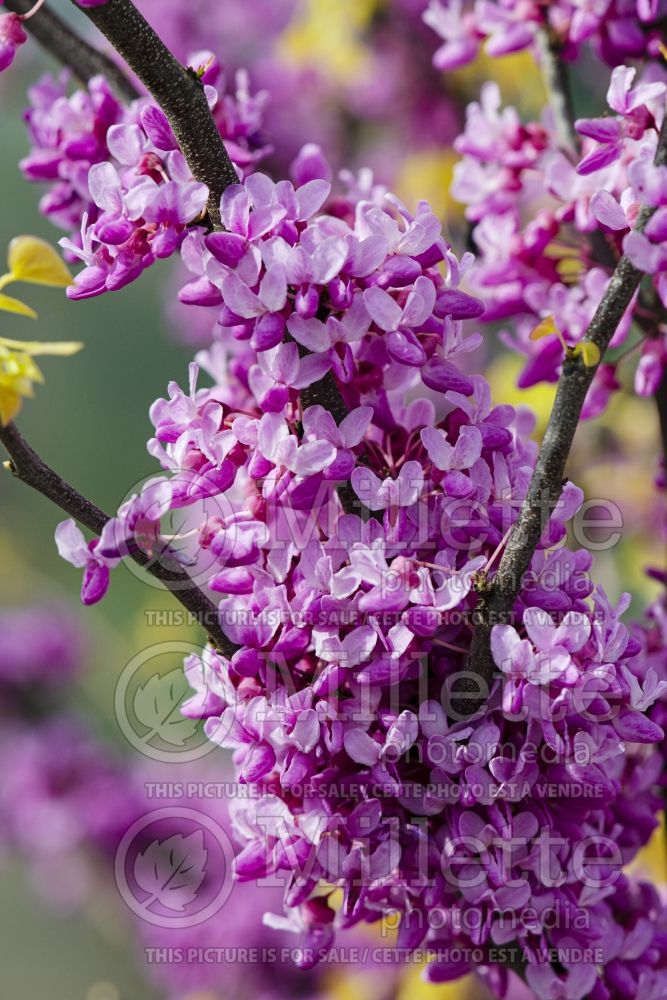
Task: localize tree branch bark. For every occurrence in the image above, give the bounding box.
[67,0,238,228]
[536,30,618,271]
[69,0,360,453]
[535,30,578,152]
[459,115,667,707]
[0,421,237,658]
[4,0,138,102]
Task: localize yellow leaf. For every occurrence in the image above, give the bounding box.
[529,315,559,341]
[0,336,83,356]
[578,341,601,367]
[544,242,581,260]
[7,235,72,288]
[0,350,43,392]
[0,293,37,319]
[0,387,22,426]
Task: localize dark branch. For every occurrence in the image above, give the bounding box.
[536,31,618,270]
[460,115,667,706]
[0,421,237,658]
[4,0,138,102]
[656,370,667,543]
[535,30,578,152]
[71,0,359,461]
[68,0,238,228]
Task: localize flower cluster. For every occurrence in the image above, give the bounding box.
[0,0,106,73]
[439,64,667,413]
[54,147,667,997]
[578,69,667,391]
[20,55,270,297]
[0,606,404,1000]
[631,593,667,731]
[1,2,665,998]
[423,0,667,71]
[134,0,459,180]
[0,604,133,909]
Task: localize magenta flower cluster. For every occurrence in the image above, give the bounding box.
[0,605,135,909]
[19,54,269,298]
[439,62,667,414]
[0,1,664,998]
[423,0,667,70]
[0,0,109,72]
[0,606,401,1000]
[52,142,667,996]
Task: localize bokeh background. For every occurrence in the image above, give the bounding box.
[0,2,664,998]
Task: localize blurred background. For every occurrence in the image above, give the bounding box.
[0,2,664,998]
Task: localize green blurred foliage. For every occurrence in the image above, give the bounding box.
[0,48,193,1000]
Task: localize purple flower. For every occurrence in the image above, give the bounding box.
[20,73,125,235]
[422,0,481,70]
[0,12,26,72]
[364,275,436,365]
[576,66,666,175]
[491,606,591,712]
[53,119,667,999]
[624,207,667,306]
[351,460,424,512]
[423,0,667,70]
[55,519,120,605]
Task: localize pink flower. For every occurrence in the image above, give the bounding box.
[0,12,27,72]
[55,519,120,605]
[576,66,666,175]
[351,461,424,512]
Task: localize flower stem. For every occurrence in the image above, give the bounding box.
[3,0,138,102]
[0,421,238,658]
[67,0,239,229]
[22,0,48,21]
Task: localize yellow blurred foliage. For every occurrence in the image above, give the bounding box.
[630,813,667,885]
[450,50,546,114]
[279,0,380,81]
[395,149,463,221]
[486,352,556,438]
[397,964,476,1000]
[326,964,476,1000]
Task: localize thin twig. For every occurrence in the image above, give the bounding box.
[537,30,618,270]
[3,0,138,102]
[67,0,238,228]
[0,422,237,658]
[459,115,667,707]
[535,30,578,153]
[656,371,667,568]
